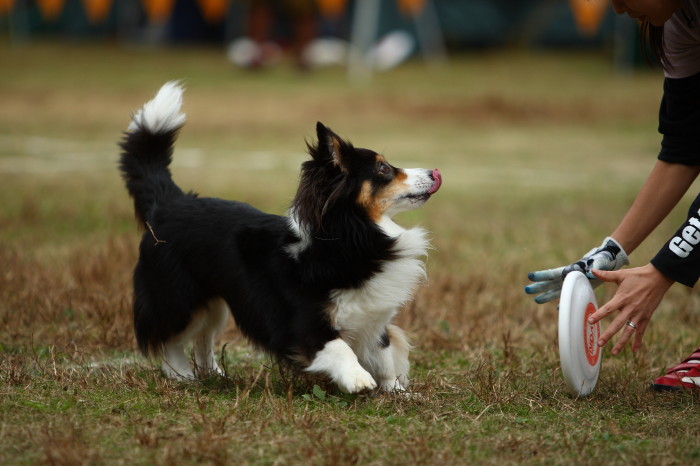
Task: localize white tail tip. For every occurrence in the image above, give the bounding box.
[128,81,186,133]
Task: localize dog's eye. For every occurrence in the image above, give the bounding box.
[377,163,391,176]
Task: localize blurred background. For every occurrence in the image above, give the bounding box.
[1,0,646,74]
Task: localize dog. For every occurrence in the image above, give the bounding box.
[119,82,441,393]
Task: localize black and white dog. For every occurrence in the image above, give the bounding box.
[120,82,441,393]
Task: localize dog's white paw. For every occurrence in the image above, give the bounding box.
[305,338,378,393]
[195,365,224,378]
[193,357,225,378]
[337,367,377,394]
[379,380,407,392]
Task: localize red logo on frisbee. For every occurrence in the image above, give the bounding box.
[583,303,600,366]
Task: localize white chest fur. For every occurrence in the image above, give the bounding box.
[330,217,429,344]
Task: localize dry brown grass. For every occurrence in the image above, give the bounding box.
[3,245,129,344]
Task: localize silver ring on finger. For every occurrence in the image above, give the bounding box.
[626,319,637,330]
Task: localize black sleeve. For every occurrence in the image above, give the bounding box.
[651,193,700,287]
[657,71,700,166]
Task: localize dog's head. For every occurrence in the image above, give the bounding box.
[292,122,441,233]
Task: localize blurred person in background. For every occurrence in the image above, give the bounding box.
[230,0,317,69]
[526,0,700,391]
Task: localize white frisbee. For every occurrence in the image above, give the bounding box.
[558,271,602,396]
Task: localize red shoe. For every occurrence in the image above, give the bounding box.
[652,346,700,391]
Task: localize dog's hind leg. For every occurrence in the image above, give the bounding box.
[160,308,208,381]
[192,298,230,377]
[162,338,195,381]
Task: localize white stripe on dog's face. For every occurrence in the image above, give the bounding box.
[356,164,439,221]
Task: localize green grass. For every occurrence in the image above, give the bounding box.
[2,42,699,465]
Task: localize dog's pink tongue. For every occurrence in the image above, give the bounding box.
[428,169,442,194]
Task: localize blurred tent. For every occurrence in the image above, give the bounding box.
[1,0,641,71]
[1,0,622,43]
[2,0,228,42]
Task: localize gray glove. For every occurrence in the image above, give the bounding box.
[525,237,629,304]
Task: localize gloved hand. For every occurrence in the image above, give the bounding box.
[525,237,629,304]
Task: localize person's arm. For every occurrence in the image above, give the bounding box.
[610,160,700,254]
[589,189,700,354]
[650,191,700,287]
[525,161,698,304]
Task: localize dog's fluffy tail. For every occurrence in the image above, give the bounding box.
[119,81,186,226]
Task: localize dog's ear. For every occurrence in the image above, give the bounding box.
[315,122,348,172]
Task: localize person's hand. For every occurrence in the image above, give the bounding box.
[587,264,674,354]
[525,237,629,304]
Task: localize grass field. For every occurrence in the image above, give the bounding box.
[2,42,700,464]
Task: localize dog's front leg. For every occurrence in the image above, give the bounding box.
[356,325,410,392]
[305,338,377,393]
[383,324,410,391]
